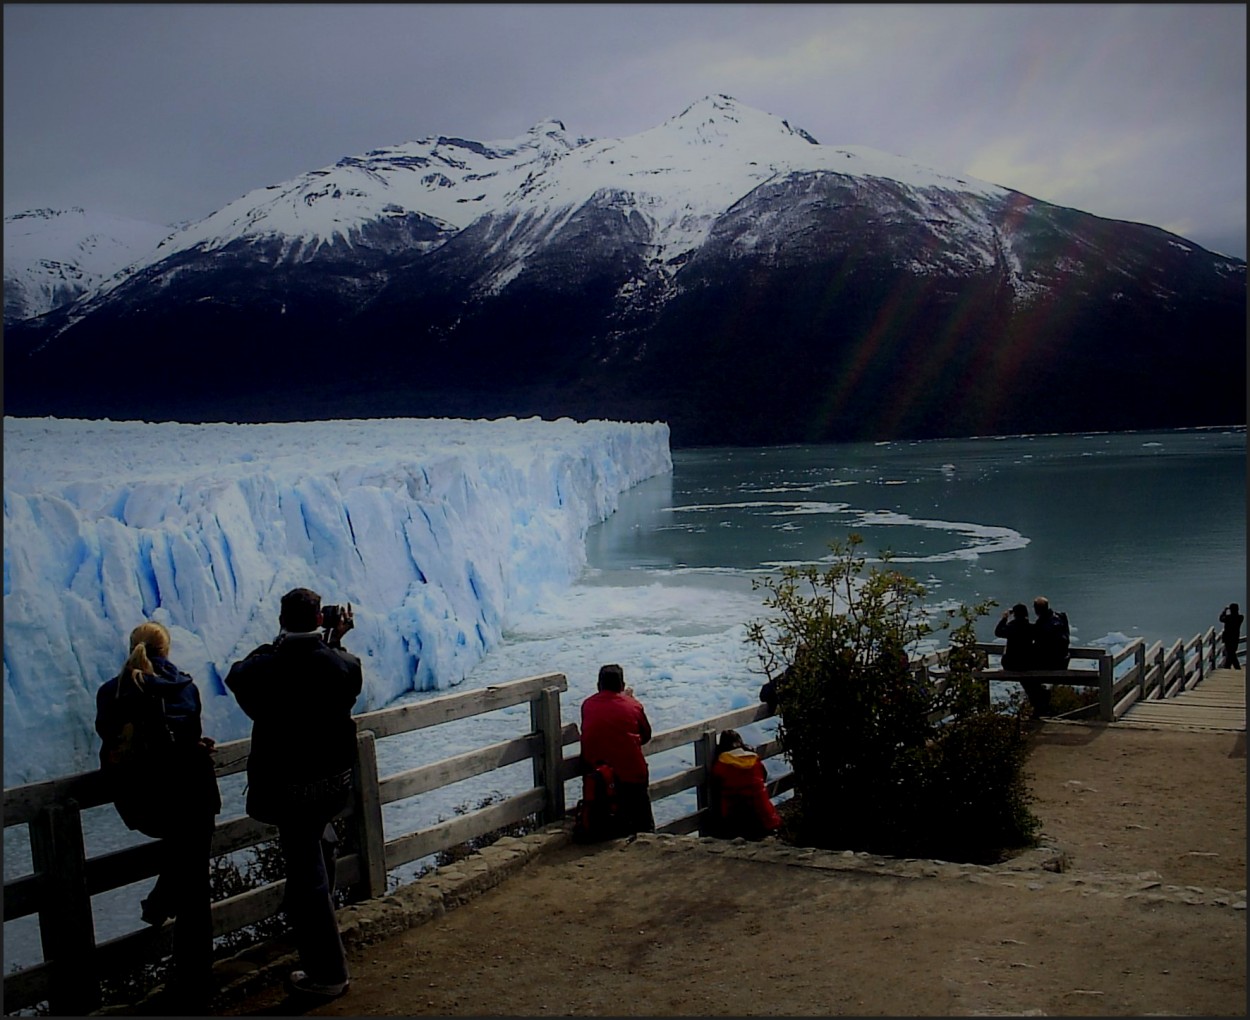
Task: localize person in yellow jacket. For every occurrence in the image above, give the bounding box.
[708,729,781,840]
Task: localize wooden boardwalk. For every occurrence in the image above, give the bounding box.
[1115,667,1246,732]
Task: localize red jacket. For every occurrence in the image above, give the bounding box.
[580,690,652,784]
[711,748,781,833]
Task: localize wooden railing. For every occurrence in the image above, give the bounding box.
[937,629,1245,723]
[2,674,788,1015]
[644,702,790,837]
[4,673,573,1015]
[4,625,1240,1013]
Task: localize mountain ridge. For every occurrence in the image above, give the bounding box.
[3,207,174,323]
[5,95,1244,445]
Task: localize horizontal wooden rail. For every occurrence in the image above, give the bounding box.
[378,733,546,805]
[643,703,772,756]
[353,674,567,740]
[382,788,548,871]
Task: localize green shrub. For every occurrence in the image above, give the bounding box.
[747,536,1039,861]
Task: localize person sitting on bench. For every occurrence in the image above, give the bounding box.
[1031,596,1071,669]
[1022,596,1071,717]
[994,603,1034,671]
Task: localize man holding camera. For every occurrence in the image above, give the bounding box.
[225,588,362,1001]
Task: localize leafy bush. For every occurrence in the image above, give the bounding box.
[912,708,1038,861]
[746,536,1039,862]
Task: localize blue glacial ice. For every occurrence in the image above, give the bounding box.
[2,416,672,784]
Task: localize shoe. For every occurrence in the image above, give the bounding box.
[287,969,349,1000]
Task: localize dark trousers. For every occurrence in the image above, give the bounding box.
[277,818,349,985]
[1223,639,1241,670]
[1020,678,1052,716]
[615,780,656,836]
[147,819,215,1008]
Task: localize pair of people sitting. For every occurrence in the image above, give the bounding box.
[995,596,1071,671]
[707,729,781,841]
[994,595,1072,716]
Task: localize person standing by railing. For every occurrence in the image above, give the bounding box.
[1219,604,1243,670]
[225,588,362,1003]
[579,663,655,837]
[95,621,221,1014]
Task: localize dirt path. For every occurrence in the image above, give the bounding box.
[222,722,1246,1017]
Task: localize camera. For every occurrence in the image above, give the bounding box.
[321,603,353,633]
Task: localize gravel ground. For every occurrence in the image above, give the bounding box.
[211,721,1246,1017]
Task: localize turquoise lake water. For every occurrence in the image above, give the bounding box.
[585,427,1247,652]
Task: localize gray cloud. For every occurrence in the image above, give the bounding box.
[4,3,1245,256]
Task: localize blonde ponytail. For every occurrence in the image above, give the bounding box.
[123,622,171,688]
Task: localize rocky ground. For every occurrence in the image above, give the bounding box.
[211,721,1245,1017]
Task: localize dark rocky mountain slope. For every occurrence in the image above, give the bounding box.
[5,97,1243,445]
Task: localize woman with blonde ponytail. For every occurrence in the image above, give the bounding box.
[95,620,221,1012]
[121,621,168,688]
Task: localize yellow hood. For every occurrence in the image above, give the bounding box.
[717,748,760,770]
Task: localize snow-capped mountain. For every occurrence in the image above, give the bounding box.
[49,96,1007,310]
[5,96,1244,444]
[135,118,586,261]
[3,207,172,323]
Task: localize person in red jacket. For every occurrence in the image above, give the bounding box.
[579,663,654,837]
[709,729,781,841]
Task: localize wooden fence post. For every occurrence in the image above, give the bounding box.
[530,686,566,824]
[1195,633,1204,687]
[1153,645,1165,699]
[694,730,717,837]
[1097,652,1115,722]
[352,730,388,900]
[1134,642,1147,702]
[30,799,100,1015]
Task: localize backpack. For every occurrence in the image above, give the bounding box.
[572,762,619,843]
[1034,611,1071,669]
[99,674,179,837]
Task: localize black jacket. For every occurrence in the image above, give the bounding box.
[95,656,221,833]
[994,616,1034,671]
[1032,609,1071,670]
[225,631,363,791]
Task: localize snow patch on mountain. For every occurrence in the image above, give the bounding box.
[486,95,1009,283]
[3,208,172,322]
[147,119,586,256]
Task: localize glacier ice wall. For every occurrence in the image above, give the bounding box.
[3,416,672,784]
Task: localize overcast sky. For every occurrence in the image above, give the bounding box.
[4,3,1246,257]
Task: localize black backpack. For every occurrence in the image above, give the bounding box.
[1034,611,1071,669]
[572,762,619,843]
[99,674,178,837]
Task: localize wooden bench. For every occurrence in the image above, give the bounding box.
[969,665,1107,718]
[971,668,1098,685]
